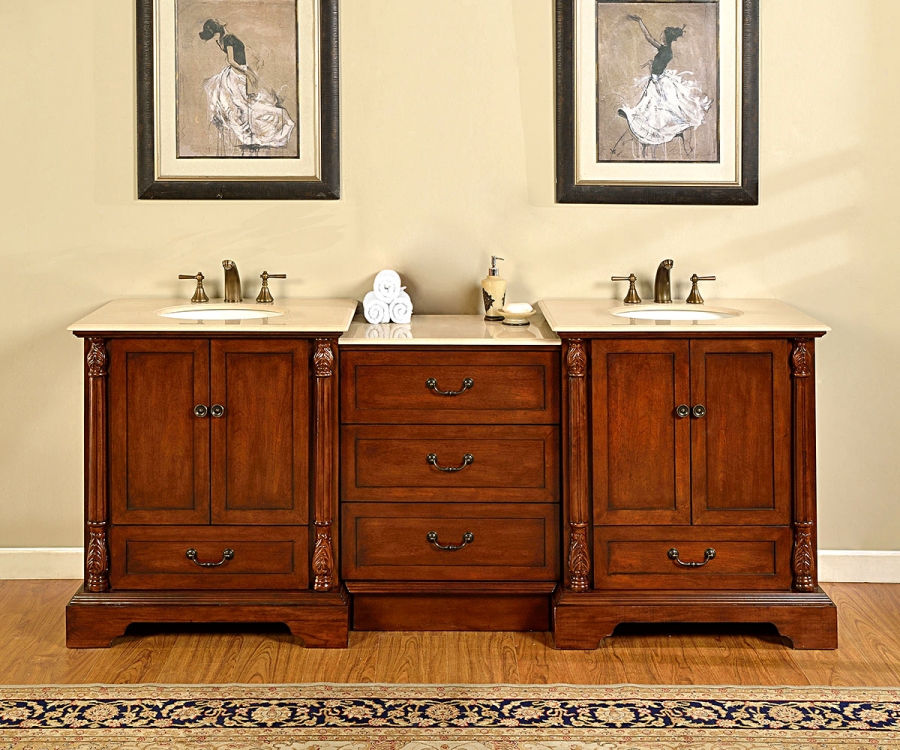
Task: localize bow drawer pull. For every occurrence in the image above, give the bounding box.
[427,531,474,551]
[426,377,474,396]
[186,548,234,568]
[426,453,474,472]
[668,548,716,568]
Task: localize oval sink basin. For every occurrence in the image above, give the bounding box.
[611,305,741,322]
[156,304,285,321]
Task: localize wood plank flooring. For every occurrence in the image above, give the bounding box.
[1,581,898,685]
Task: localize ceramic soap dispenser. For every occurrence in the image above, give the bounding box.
[481,255,507,321]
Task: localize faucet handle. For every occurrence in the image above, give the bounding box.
[178,272,209,304]
[686,274,716,305]
[256,271,287,304]
[611,274,642,305]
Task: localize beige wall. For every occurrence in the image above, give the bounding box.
[1,0,897,550]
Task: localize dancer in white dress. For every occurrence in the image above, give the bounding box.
[199,19,295,155]
[610,15,711,160]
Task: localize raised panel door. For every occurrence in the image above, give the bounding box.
[109,339,210,525]
[690,339,792,525]
[591,340,691,525]
[210,340,310,525]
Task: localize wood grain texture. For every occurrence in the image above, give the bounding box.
[84,338,110,592]
[791,338,818,592]
[313,338,339,592]
[563,339,590,592]
[7,581,892,685]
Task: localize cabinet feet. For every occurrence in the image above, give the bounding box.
[552,588,838,650]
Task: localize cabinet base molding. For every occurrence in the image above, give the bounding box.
[65,587,349,649]
[552,588,837,650]
[351,584,556,632]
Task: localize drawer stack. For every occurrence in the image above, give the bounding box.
[340,348,561,631]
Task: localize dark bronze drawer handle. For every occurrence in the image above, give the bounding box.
[426,453,474,472]
[427,531,474,551]
[668,548,716,568]
[426,377,474,396]
[186,548,234,568]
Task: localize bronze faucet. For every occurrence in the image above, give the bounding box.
[222,260,242,303]
[654,259,674,303]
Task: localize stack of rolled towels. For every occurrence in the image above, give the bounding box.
[363,270,413,324]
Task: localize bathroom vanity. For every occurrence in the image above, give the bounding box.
[66,298,837,650]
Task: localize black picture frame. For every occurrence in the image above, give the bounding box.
[555,0,758,205]
[137,0,340,200]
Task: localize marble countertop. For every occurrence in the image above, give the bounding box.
[537,299,830,334]
[339,314,561,345]
[68,298,360,334]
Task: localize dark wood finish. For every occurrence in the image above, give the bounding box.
[690,339,792,526]
[591,340,691,526]
[593,526,792,591]
[342,503,559,582]
[109,339,210,525]
[353,594,551,632]
[555,0,759,205]
[563,339,590,592]
[791,339,818,592]
[109,526,309,590]
[313,339,339,592]
[137,0,340,200]
[210,339,310,525]
[342,424,559,503]
[553,588,837,650]
[341,348,559,425]
[66,587,348,649]
[85,339,110,592]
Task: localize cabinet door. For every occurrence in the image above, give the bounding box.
[690,340,792,525]
[591,340,691,525]
[210,340,310,525]
[109,339,210,525]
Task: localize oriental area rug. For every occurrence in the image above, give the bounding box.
[1,683,899,749]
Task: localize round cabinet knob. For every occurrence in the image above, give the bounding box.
[210,404,225,418]
[692,404,707,418]
[193,404,209,418]
[676,404,690,418]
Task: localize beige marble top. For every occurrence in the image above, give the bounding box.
[339,314,561,345]
[68,297,359,334]
[537,299,830,334]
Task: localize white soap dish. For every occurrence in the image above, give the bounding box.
[500,303,535,326]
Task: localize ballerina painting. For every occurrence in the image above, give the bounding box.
[596,2,719,163]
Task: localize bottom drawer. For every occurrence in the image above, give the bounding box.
[594,526,792,590]
[109,526,309,590]
[342,503,559,581]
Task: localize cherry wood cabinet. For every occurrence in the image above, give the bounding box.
[555,334,837,650]
[66,335,347,649]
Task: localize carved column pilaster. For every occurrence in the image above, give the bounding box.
[564,339,590,592]
[312,339,338,592]
[84,338,109,592]
[790,338,817,592]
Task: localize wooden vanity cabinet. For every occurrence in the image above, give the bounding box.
[66,335,347,648]
[554,334,838,650]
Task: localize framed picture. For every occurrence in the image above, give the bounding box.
[556,0,758,205]
[137,0,339,200]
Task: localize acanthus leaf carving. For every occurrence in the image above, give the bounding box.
[792,521,815,592]
[566,339,587,379]
[791,340,812,379]
[313,340,335,378]
[86,522,109,592]
[567,522,590,593]
[313,521,335,592]
[86,339,108,378]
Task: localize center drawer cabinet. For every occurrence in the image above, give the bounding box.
[340,345,561,632]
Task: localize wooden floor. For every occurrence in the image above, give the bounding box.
[1,581,898,686]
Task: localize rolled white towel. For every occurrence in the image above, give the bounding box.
[363,291,390,324]
[390,324,412,339]
[372,269,403,303]
[364,323,391,339]
[389,290,413,324]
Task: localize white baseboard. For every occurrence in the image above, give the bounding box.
[0,548,899,583]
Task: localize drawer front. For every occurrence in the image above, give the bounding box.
[594,526,792,590]
[342,503,559,581]
[109,526,309,590]
[340,349,559,424]
[342,425,559,502]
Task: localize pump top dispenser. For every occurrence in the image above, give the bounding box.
[482,255,507,321]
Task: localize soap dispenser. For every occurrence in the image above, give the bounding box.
[481,255,507,321]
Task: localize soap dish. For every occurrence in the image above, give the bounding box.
[500,304,535,326]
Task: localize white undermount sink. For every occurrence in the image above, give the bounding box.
[155,304,285,321]
[611,304,741,322]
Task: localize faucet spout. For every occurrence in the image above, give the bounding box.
[222,260,242,303]
[654,259,674,304]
